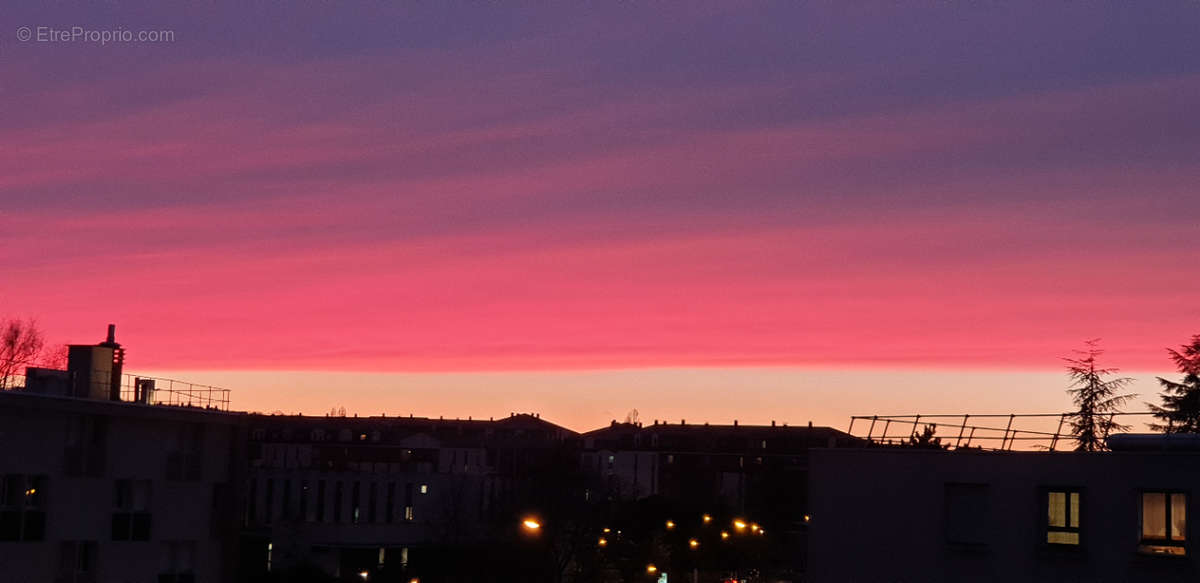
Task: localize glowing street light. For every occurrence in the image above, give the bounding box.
[720,530,730,540]
[522,518,542,531]
[665,519,676,530]
[688,538,700,549]
[702,513,712,524]
[358,571,369,580]
[733,519,747,531]
[646,564,658,574]
[598,537,608,547]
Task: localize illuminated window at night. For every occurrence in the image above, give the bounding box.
[1140,492,1187,556]
[420,484,428,494]
[1,474,47,541]
[1046,490,1081,545]
[404,506,414,521]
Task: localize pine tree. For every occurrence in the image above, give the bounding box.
[1148,334,1200,433]
[1063,340,1135,452]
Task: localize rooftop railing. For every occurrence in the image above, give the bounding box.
[847,412,1163,451]
[2,370,230,412]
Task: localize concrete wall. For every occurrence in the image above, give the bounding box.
[808,448,1200,583]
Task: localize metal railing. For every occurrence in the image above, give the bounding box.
[117,373,231,411]
[2,370,230,411]
[847,412,1162,451]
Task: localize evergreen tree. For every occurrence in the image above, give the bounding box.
[1148,334,1200,433]
[1063,340,1135,451]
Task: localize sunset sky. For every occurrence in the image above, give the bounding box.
[3,3,1198,430]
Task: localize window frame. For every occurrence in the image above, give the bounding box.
[1042,486,1084,548]
[1138,489,1187,557]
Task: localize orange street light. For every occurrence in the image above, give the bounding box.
[646,564,658,574]
[702,513,712,524]
[733,519,747,531]
[522,518,542,531]
[598,537,608,547]
[720,530,730,540]
[665,519,676,530]
[688,538,700,549]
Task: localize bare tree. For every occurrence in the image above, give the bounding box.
[1064,339,1135,452]
[1148,334,1200,433]
[0,317,47,390]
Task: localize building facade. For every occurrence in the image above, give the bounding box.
[808,445,1200,582]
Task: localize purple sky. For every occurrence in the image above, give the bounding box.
[3,3,1199,425]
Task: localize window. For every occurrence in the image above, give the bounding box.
[264,479,274,524]
[1140,491,1187,556]
[385,482,396,524]
[333,481,343,523]
[64,416,106,477]
[160,541,196,583]
[316,480,326,522]
[166,424,203,481]
[944,483,990,546]
[58,541,96,582]
[420,484,428,495]
[1,474,47,541]
[1045,489,1081,545]
[352,481,361,524]
[299,481,309,521]
[112,479,152,541]
[368,482,378,523]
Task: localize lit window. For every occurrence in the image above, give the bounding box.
[1140,491,1186,556]
[419,484,428,495]
[1046,489,1081,545]
[404,506,414,521]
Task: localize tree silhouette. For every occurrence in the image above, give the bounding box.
[907,424,946,449]
[1148,334,1200,433]
[1063,340,1135,451]
[0,317,47,390]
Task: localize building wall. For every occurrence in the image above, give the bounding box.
[0,392,243,583]
[808,449,1200,583]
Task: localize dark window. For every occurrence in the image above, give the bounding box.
[1140,491,1187,556]
[316,480,327,522]
[112,479,152,541]
[1,474,48,541]
[166,424,203,481]
[64,416,106,477]
[264,479,274,524]
[368,483,378,523]
[281,480,292,521]
[352,481,361,524]
[299,481,309,522]
[385,482,395,524]
[945,483,990,546]
[245,478,257,525]
[333,481,343,523]
[1045,489,1082,546]
[159,540,196,583]
[58,540,97,582]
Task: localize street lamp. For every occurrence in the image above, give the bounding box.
[522,517,542,531]
[646,564,658,574]
[720,530,730,540]
[702,513,712,524]
[665,519,676,530]
[688,538,700,549]
[733,519,747,532]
